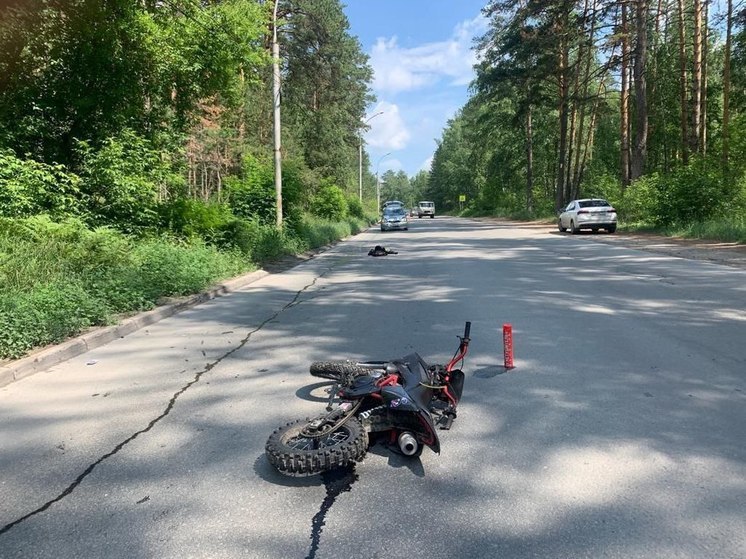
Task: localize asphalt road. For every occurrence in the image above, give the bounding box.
[1,217,744,559]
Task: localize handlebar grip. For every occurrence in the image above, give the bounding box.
[464,321,471,339]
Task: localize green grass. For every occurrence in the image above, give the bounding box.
[0,212,377,360]
[0,217,252,359]
[620,216,746,243]
[292,213,372,250]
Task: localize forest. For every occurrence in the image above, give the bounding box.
[427,0,746,240]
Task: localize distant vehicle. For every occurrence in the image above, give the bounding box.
[380,206,409,231]
[409,207,417,217]
[418,201,435,218]
[558,198,617,234]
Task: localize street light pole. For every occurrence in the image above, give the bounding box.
[272,0,283,227]
[376,152,391,212]
[359,111,384,202]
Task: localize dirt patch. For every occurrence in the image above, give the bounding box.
[471,217,746,270]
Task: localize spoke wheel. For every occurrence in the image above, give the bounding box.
[285,428,353,451]
[266,416,368,476]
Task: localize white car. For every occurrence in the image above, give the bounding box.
[558,199,617,234]
[417,201,435,218]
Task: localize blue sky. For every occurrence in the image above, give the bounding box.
[342,1,488,178]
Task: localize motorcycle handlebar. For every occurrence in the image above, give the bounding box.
[464,321,471,339]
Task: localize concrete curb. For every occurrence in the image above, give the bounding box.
[0,268,273,389]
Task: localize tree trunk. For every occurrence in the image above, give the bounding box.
[570,0,598,199]
[691,0,703,154]
[525,103,534,213]
[578,83,605,191]
[677,0,689,164]
[723,0,732,169]
[621,2,631,188]
[631,0,648,181]
[566,0,591,200]
[566,91,578,200]
[699,0,708,155]
[556,31,570,209]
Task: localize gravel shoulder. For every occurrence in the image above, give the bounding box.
[471,217,746,270]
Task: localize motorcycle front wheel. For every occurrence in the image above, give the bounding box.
[265,416,368,476]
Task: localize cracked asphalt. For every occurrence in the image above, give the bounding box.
[0,270,330,537]
[0,217,744,558]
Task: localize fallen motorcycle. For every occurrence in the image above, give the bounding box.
[265,322,471,476]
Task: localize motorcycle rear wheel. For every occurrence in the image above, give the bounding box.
[309,361,372,381]
[265,416,368,476]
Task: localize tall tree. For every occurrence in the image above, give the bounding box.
[631,0,649,180]
[409,170,430,206]
[700,0,709,155]
[281,0,373,190]
[722,0,733,169]
[692,0,703,153]
[478,0,582,209]
[620,1,632,187]
[676,0,689,164]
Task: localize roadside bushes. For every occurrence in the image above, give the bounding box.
[225,153,276,224]
[618,160,743,228]
[0,151,84,219]
[582,172,622,207]
[128,239,246,300]
[0,209,378,359]
[291,214,366,249]
[0,216,131,291]
[617,174,661,224]
[0,217,251,359]
[226,153,304,225]
[346,195,365,219]
[77,129,180,233]
[655,161,727,225]
[309,181,348,220]
[158,198,235,241]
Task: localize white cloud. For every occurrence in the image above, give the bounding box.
[419,155,434,172]
[365,101,411,150]
[370,14,488,93]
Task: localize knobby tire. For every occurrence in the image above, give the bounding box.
[265,416,368,476]
[309,361,371,381]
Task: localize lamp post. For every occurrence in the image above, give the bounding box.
[359,111,384,202]
[376,152,391,212]
[272,0,282,227]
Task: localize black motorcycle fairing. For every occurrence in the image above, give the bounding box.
[388,408,441,454]
[380,385,441,453]
[394,353,432,388]
[338,374,380,399]
[390,354,441,412]
[380,384,420,413]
